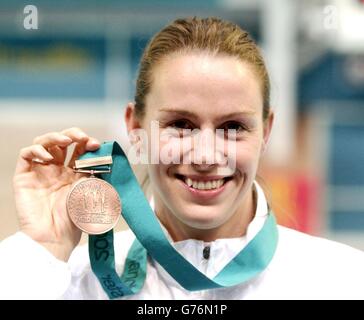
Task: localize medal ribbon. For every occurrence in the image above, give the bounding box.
[81,141,278,299]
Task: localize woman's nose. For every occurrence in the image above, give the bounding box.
[191,162,216,172]
[192,128,224,166]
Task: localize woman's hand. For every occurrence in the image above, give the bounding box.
[13,128,100,262]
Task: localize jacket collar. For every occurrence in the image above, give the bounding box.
[149,180,270,281]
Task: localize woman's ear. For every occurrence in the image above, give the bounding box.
[261,110,274,155]
[124,102,142,134]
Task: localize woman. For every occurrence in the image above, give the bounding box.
[1,17,363,299]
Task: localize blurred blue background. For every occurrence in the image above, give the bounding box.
[1,0,364,250]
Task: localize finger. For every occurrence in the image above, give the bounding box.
[55,139,100,166]
[48,145,67,164]
[67,138,100,168]
[15,145,54,175]
[60,127,90,142]
[34,129,100,167]
[60,127,101,147]
[85,137,101,150]
[33,132,73,149]
[62,127,100,156]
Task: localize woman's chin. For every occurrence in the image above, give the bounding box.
[176,209,227,230]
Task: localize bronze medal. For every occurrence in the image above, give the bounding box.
[67,155,121,234]
[67,177,121,235]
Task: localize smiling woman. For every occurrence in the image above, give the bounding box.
[126,18,272,243]
[0,16,364,300]
[128,52,269,241]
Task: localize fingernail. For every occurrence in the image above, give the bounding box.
[91,139,100,145]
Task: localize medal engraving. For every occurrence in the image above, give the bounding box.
[67,178,121,234]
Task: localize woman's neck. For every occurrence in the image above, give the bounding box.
[154,187,257,242]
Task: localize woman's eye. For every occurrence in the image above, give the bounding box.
[220,122,247,133]
[168,120,193,130]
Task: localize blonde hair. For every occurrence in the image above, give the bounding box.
[135,16,270,121]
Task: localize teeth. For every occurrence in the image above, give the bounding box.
[186,178,193,187]
[183,177,226,190]
[217,180,224,188]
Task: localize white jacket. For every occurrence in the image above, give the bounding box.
[1,182,364,300]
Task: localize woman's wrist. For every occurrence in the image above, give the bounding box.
[38,242,75,262]
[21,231,76,262]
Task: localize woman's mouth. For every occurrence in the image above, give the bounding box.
[175,174,233,190]
[174,173,234,200]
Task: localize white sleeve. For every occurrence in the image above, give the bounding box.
[0,232,72,299]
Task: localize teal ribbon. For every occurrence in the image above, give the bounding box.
[84,141,278,299]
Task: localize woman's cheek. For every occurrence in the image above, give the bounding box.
[234,142,261,174]
[158,135,185,165]
[148,164,170,198]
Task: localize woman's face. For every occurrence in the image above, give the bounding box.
[126,52,273,238]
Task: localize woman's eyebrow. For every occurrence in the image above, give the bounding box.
[158,108,198,119]
[157,108,256,120]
